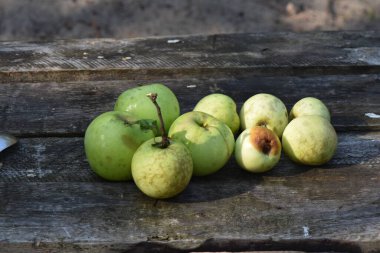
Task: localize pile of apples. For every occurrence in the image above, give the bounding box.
[84,83,337,199]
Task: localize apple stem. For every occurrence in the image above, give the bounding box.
[147,93,170,148]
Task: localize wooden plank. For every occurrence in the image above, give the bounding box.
[0,180,378,251]
[1,31,380,82]
[0,132,379,183]
[1,74,380,136]
[0,132,379,252]
[0,151,379,252]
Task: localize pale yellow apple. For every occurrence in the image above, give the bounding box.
[282,115,337,165]
[290,97,331,121]
[132,138,193,199]
[240,93,288,137]
[194,93,240,134]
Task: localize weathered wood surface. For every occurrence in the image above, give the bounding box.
[1,31,380,83]
[0,32,380,252]
[0,133,379,252]
[0,132,379,182]
[0,167,379,252]
[0,134,379,252]
[1,74,380,136]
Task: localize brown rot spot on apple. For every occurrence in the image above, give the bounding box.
[250,127,280,156]
[122,134,139,149]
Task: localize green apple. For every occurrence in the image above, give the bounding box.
[168,111,235,176]
[84,111,156,181]
[282,115,337,165]
[114,83,180,133]
[289,97,331,121]
[240,93,288,137]
[132,137,193,199]
[193,93,240,134]
[131,93,193,199]
[235,126,281,173]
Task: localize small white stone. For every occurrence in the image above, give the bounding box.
[365,113,380,119]
[303,226,310,237]
[167,39,180,44]
[97,56,104,59]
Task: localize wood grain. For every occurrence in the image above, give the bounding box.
[0,132,379,183]
[1,74,380,136]
[0,133,379,252]
[0,159,378,252]
[1,32,380,252]
[1,31,380,82]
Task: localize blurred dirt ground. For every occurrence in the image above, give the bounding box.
[0,0,379,41]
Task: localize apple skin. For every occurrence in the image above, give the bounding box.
[282,115,337,165]
[84,111,156,181]
[193,93,240,134]
[235,126,281,173]
[114,83,180,133]
[240,93,288,137]
[132,138,193,199]
[168,111,235,176]
[289,97,331,121]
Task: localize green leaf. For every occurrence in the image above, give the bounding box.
[136,119,159,133]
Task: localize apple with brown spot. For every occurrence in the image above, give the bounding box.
[235,126,281,173]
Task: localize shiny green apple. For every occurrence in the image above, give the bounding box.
[240,93,288,137]
[235,126,281,173]
[84,111,156,181]
[168,111,235,176]
[132,138,193,199]
[114,83,180,133]
[282,115,337,165]
[193,93,240,134]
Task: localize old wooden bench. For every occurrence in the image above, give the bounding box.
[0,31,379,253]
